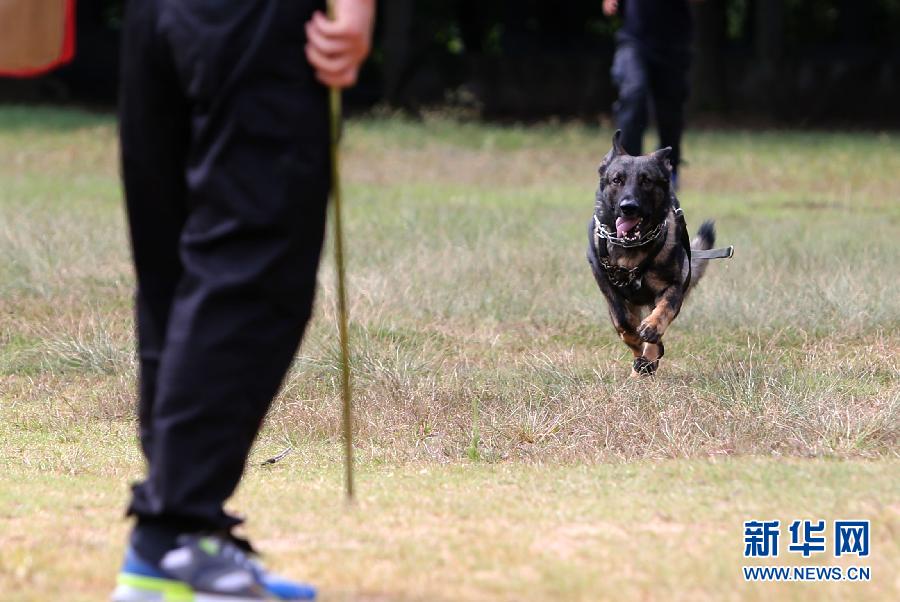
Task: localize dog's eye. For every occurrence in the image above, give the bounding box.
[611,175,623,185]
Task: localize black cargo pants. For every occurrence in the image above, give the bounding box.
[611,41,690,172]
[119,0,329,532]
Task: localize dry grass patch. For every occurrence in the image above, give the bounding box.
[1,106,898,600]
[1,108,898,462]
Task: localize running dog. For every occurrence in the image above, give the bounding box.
[587,131,728,376]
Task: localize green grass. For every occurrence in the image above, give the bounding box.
[0,106,898,600]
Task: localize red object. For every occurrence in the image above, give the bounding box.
[0,0,77,77]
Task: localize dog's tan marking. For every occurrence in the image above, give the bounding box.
[641,296,677,340]
[641,342,661,361]
[642,272,669,297]
[620,331,643,357]
[614,248,649,270]
[609,302,644,357]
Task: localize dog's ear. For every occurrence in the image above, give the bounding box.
[651,146,673,175]
[598,130,626,178]
[612,129,627,155]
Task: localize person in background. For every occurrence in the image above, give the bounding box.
[603,0,695,189]
[113,1,375,600]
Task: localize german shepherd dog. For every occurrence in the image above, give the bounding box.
[587,131,716,376]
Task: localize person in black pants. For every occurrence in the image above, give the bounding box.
[114,1,375,600]
[603,0,695,188]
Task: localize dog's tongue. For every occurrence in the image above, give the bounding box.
[616,217,640,237]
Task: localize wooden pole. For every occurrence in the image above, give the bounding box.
[326,0,354,502]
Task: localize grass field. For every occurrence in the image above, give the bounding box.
[0,106,898,601]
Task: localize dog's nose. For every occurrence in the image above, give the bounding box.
[619,198,639,216]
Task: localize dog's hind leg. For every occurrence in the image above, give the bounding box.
[634,286,685,376]
[634,299,670,376]
[641,341,663,362]
[630,336,659,377]
[634,341,664,376]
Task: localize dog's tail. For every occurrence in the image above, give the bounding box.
[688,220,716,290]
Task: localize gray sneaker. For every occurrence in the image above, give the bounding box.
[112,534,317,601]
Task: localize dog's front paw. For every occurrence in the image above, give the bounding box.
[638,319,661,343]
[632,356,658,376]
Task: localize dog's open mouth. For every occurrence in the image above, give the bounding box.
[615,216,643,241]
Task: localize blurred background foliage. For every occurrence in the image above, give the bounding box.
[1,0,899,125]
